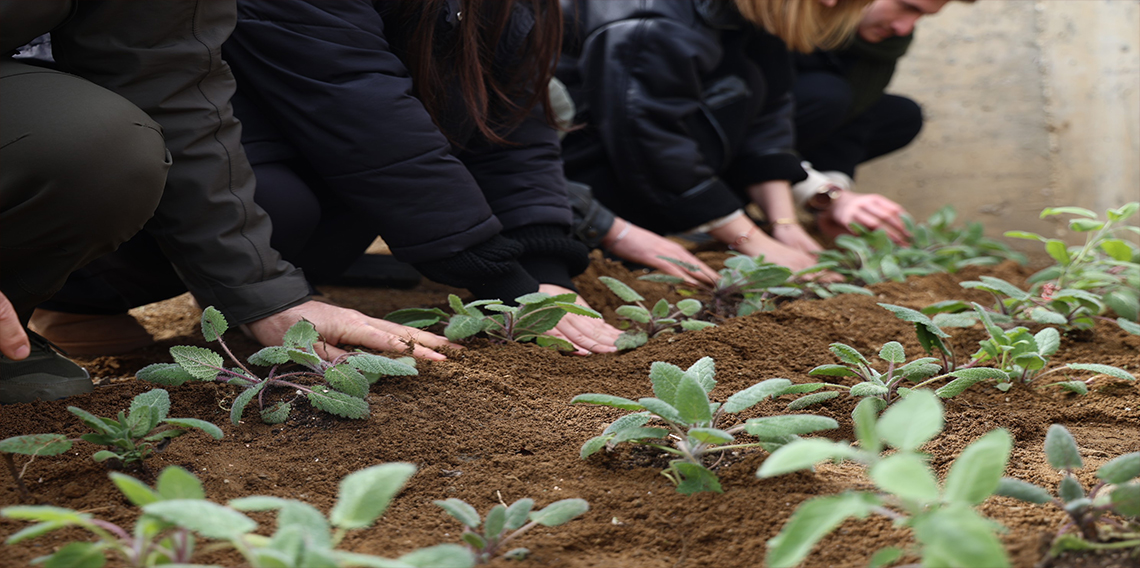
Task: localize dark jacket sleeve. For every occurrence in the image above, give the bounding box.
[50,0,311,324]
[576,16,743,233]
[224,0,503,264]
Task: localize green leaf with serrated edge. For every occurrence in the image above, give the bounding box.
[787,391,839,410]
[307,388,369,419]
[143,499,256,539]
[900,362,943,383]
[169,345,225,381]
[852,397,884,454]
[0,434,71,457]
[994,477,1053,503]
[230,380,268,425]
[1059,475,1085,502]
[384,307,448,328]
[936,377,988,398]
[162,418,223,440]
[200,306,228,342]
[615,305,651,325]
[680,320,716,331]
[260,401,291,424]
[650,298,670,319]
[676,298,701,317]
[529,498,589,526]
[638,398,684,424]
[109,472,159,507]
[282,319,320,350]
[649,362,686,406]
[911,504,1010,568]
[1054,381,1088,395]
[580,435,612,459]
[878,303,951,338]
[533,335,575,351]
[331,463,416,530]
[598,276,644,303]
[1034,327,1061,358]
[610,426,669,445]
[870,453,940,503]
[685,357,716,392]
[346,353,417,383]
[325,364,369,398]
[570,394,643,411]
[829,343,868,366]
[808,364,857,377]
[136,363,196,386]
[554,302,601,319]
[248,346,290,366]
[1045,424,1083,470]
[67,406,116,436]
[688,427,733,445]
[483,504,507,541]
[1096,452,1140,484]
[447,294,468,315]
[1065,363,1135,381]
[41,541,106,568]
[640,273,684,284]
[672,374,711,425]
[745,415,838,441]
[503,498,534,532]
[155,465,205,500]
[943,429,1012,505]
[672,462,723,495]
[878,390,942,452]
[868,547,903,568]
[764,492,879,568]
[128,388,168,436]
[850,382,889,397]
[444,314,484,341]
[1110,483,1140,517]
[286,348,322,368]
[603,412,652,435]
[614,331,647,350]
[878,342,905,364]
[395,544,476,568]
[721,378,792,414]
[757,439,860,478]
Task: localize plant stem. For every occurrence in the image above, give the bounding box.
[212,337,258,382]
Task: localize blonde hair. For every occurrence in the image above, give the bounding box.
[732,0,873,53]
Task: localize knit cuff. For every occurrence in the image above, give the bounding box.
[503,224,591,291]
[411,235,540,302]
[726,152,808,187]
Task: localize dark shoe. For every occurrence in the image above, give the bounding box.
[317,254,422,289]
[0,331,92,404]
[28,309,155,356]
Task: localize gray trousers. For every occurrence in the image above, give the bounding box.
[0,59,170,324]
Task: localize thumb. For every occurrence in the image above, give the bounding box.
[0,292,31,360]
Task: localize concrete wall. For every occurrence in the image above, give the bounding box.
[857,0,1140,254]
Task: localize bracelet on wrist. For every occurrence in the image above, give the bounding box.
[728,225,757,251]
[605,220,632,250]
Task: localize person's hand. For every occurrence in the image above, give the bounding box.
[770,221,824,255]
[709,217,819,272]
[818,191,910,244]
[0,291,30,360]
[604,218,718,285]
[245,300,459,361]
[538,284,620,355]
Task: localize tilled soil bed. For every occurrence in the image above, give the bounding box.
[2,256,1138,568]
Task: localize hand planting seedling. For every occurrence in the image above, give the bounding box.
[435,497,589,563]
[597,276,714,349]
[136,307,418,424]
[758,391,1013,568]
[3,463,477,568]
[814,205,1026,285]
[995,424,1140,557]
[386,292,601,351]
[572,357,837,494]
[1,388,222,496]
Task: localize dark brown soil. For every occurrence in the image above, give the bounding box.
[2,257,1138,568]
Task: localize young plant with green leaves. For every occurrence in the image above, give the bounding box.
[136,307,418,424]
[1,388,221,483]
[641,254,795,318]
[434,497,589,564]
[877,302,961,371]
[995,424,1140,556]
[758,391,1013,568]
[386,292,601,351]
[3,463,476,568]
[597,276,714,349]
[572,357,838,495]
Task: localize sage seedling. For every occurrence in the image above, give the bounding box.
[137,307,418,424]
[435,497,589,563]
[573,357,837,494]
[759,391,1013,568]
[995,424,1140,556]
[598,276,714,349]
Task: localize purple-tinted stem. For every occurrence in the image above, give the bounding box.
[212,336,257,380]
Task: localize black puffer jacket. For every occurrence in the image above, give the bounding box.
[224,0,587,300]
[558,0,807,234]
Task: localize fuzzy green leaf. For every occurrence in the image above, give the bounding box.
[41,541,106,568]
[852,397,884,455]
[994,478,1053,503]
[935,368,1007,398]
[91,450,121,463]
[878,303,950,338]
[384,307,448,329]
[504,499,534,531]
[108,472,159,507]
[395,544,476,568]
[614,330,647,350]
[721,378,792,414]
[688,427,734,445]
[680,320,716,331]
[787,391,839,410]
[868,547,903,568]
[638,398,685,425]
[533,335,576,352]
[200,306,229,342]
[570,394,643,411]
[325,364,369,398]
[136,363,197,386]
[1044,424,1083,470]
[282,320,320,350]
[829,343,869,366]
[870,453,940,503]
[554,302,601,319]
[764,492,878,568]
[757,439,859,478]
[943,429,1012,505]
[1065,363,1135,382]
[1041,206,1098,219]
[529,499,589,526]
[672,374,711,425]
[651,298,670,319]
[673,462,723,495]
[154,465,205,501]
[676,299,702,317]
[1110,483,1140,517]
[162,418,223,440]
[444,314,485,342]
[260,402,291,424]
[745,415,837,441]
[248,346,290,366]
[850,382,889,397]
[808,364,857,377]
[1097,452,1140,484]
[649,362,686,406]
[1029,307,1068,325]
[0,434,71,457]
[481,504,507,541]
[878,342,905,364]
[435,498,481,529]
[1045,239,1071,265]
[169,346,225,381]
[143,499,256,539]
[67,406,117,437]
[129,389,171,425]
[609,426,669,444]
[331,463,417,529]
[579,435,612,459]
[878,389,942,451]
[230,381,268,425]
[911,504,1010,568]
[1059,475,1086,502]
[346,354,417,382]
[685,357,717,392]
[307,388,369,419]
[598,276,644,303]
[286,348,322,368]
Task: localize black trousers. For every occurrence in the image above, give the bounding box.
[793,71,923,178]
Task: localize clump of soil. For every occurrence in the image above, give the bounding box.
[2,257,1137,568]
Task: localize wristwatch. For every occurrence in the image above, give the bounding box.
[805,184,843,214]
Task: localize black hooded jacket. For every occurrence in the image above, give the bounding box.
[558,0,807,234]
[224,0,587,300]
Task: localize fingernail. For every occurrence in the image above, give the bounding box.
[14,344,29,359]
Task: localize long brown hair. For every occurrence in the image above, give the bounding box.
[393,0,563,145]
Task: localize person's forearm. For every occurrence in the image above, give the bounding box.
[747,180,797,222]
